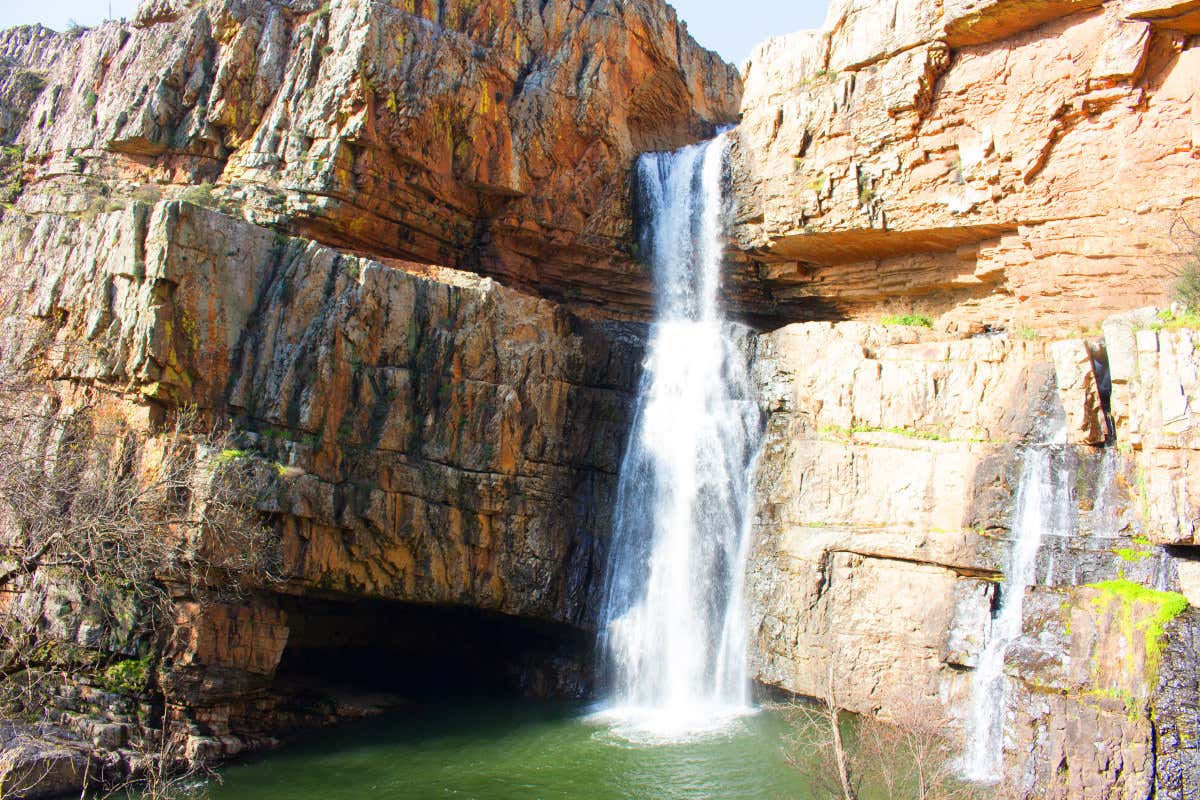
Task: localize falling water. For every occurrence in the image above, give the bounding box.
[596,134,762,740]
[961,424,1071,782]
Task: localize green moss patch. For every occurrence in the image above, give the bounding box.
[1114,547,1154,563]
[1087,579,1189,668]
[818,423,983,443]
[1150,308,1200,331]
[216,448,250,464]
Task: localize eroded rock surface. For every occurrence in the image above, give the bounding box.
[748,320,1195,797]
[10,0,741,318]
[0,199,643,623]
[734,0,1200,331]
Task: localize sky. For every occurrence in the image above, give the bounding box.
[669,0,829,64]
[0,0,830,65]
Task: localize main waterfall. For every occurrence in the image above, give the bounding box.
[597,134,763,740]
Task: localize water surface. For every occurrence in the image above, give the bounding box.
[201,701,808,800]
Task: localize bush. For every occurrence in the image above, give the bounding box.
[1014,325,1040,340]
[1173,246,1200,311]
[881,314,933,328]
[100,655,151,695]
[179,182,217,208]
[0,145,23,206]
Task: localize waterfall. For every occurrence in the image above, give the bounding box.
[596,133,762,740]
[961,425,1072,782]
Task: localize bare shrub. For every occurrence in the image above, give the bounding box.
[1168,219,1200,312]
[783,668,860,800]
[0,278,279,797]
[784,669,985,800]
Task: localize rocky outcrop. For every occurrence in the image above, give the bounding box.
[1104,312,1200,548]
[10,0,741,318]
[748,319,1196,798]
[0,26,66,144]
[0,194,645,774]
[734,0,1200,331]
[0,196,645,622]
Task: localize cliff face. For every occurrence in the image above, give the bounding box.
[7,0,741,317]
[0,0,740,789]
[0,200,642,624]
[731,3,1200,794]
[1,0,1199,797]
[748,321,1199,796]
[733,0,1200,331]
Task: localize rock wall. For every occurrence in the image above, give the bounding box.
[0,196,646,772]
[5,0,743,318]
[0,0,751,782]
[0,199,643,624]
[734,0,1200,332]
[2,0,1200,797]
[748,320,1198,797]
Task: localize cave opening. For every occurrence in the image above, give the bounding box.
[269,594,592,722]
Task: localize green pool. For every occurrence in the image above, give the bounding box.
[199,701,810,800]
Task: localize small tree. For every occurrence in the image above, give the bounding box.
[1168,219,1200,311]
[783,667,860,800]
[784,668,985,800]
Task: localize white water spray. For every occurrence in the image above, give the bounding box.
[962,424,1071,781]
[597,134,762,741]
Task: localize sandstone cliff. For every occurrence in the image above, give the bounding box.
[748,320,1199,796]
[1,0,1199,798]
[732,5,1200,794]
[6,0,741,318]
[0,0,739,791]
[734,0,1200,332]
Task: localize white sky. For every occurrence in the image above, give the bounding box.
[0,0,831,65]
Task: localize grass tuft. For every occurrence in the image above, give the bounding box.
[881,314,933,328]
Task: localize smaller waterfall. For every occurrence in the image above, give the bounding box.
[1088,446,1122,539]
[962,426,1071,782]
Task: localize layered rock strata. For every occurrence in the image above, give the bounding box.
[749,320,1198,798]
[0,197,645,771]
[734,0,1200,331]
[3,0,742,319]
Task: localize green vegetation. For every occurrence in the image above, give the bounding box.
[0,145,24,206]
[260,425,321,448]
[1149,307,1200,331]
[880,314,933,328]
[132,183,164,205]
[1114,547,1154,563]
[1082,686,1140,720]
[818,423,982,443]
[179,182,218,209]
[83,89,98,111]
[1014,326,1040,340]
[274,462,303,479]
[216,448,250,464]
[99,654,151,695]
[1087,578,1189,668]
[1171,233,1200,311]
